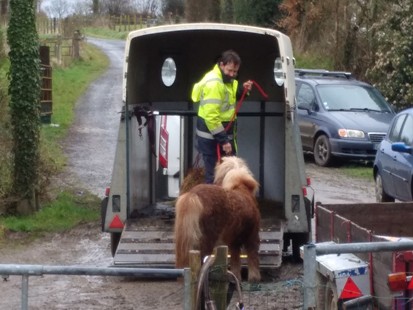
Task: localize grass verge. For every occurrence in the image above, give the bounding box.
[340,163,374,181]
[0,40,109,240]
[0,190,100,241]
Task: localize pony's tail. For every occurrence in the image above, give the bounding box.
[174,192,203,268]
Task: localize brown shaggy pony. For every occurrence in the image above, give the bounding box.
[174,157,261,282]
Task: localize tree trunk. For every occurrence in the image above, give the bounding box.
[16,189,39,215]
[93,0,99,15]
[7,0,41,215]
[185,0,209,22]
[0,0,7,16]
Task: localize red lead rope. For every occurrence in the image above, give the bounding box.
[217,80,268,161]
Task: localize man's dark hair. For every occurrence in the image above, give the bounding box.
[219,50,241,66]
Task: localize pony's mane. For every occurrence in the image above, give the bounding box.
[221,168,259,195]
[214,156,253,185]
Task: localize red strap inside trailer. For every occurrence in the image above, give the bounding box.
[159,115,168,168]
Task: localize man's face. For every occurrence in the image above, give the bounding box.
[219,61,239,82]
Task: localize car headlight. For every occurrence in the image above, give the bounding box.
[338,129,365,138]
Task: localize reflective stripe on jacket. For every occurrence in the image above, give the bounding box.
[191,64,238,138]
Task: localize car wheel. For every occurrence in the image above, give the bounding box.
[375,172,395,202]
[314,135,333,166]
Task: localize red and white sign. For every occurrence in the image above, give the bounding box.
[159,115,168,168]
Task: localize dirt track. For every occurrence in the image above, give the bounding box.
[0,38,375,309]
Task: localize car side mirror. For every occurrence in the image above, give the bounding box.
[390,104,398,113]
[297,99,309,110]
[298,99,317,114]
[311,100,319,112]
[298,104,308,111]
[392,142,413,154]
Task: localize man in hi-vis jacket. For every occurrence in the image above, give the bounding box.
[191,50,252,183]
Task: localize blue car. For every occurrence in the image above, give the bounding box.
[374,108,413,202]
[296,69,395,166]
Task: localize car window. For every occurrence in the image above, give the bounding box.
[388,114,407,142]
[317,85,391,112]
[400,115,413,146]
[296,83,316,110]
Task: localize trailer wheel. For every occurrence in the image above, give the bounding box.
[110,232,121,257]
[316,273,327,309]
[324,280,339,310]
[317,273,342,310]
[292,232,309,262]
[100,197,108,232]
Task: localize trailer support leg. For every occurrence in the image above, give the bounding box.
[303,243,317,309]
[21,274,29,310]
[183,268,192,310]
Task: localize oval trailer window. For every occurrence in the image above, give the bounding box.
[274,57,284,86]
[161,57,177,87]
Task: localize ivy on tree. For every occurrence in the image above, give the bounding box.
[7,0,41,212]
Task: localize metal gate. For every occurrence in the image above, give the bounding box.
[0,264,191,310]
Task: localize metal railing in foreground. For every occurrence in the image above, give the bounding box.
[0,264,191,310]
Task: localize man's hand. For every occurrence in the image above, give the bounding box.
[243,80,253,91]
[222,142,232,155]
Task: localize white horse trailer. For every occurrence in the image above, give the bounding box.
[101,23,313,270]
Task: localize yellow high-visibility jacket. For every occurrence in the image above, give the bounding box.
[191,64,238,139]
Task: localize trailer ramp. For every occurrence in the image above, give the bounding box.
[113,212,285,269]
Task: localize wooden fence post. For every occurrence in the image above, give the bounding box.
[189,250,201,310]
[209,246,229,310]
[56,35,62,65]
[72,30,81,59]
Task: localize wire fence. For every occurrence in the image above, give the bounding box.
[229,279,304,309]
[36,15,161,36]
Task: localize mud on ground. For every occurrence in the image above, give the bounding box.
[0,220,304,310]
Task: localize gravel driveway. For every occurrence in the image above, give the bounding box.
[61,37,125,198]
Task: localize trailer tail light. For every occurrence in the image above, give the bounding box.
[105,187,110,197]
[303,177,313,197]
[109,215,124,229]
[340,277,363,299]
[387,272,412,291]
